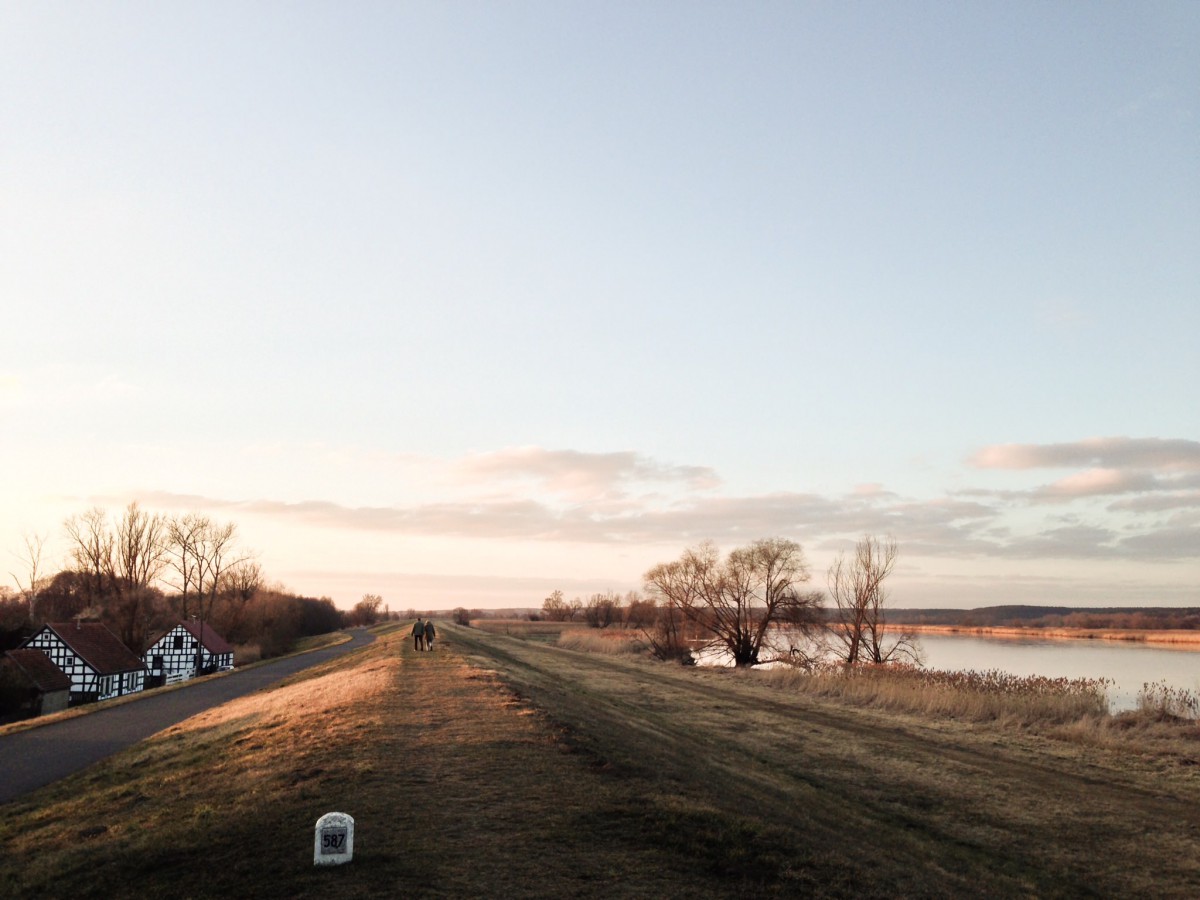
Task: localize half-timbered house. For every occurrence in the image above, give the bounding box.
[144,620,234,683]
[19,622,146,705]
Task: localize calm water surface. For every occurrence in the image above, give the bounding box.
[916,633,1200,712]
[703,632,1200,713]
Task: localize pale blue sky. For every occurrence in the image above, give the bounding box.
[2,3,1197,609]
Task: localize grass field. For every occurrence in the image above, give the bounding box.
[2,622,1199,898]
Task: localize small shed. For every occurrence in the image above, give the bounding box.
[2,649,72,718]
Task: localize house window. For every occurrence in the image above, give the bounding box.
[173,635,183,650]
[153,654,164,670]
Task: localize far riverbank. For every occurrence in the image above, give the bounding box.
[904,624,1200,648]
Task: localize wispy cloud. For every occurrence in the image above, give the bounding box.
[966,437,1200,509]
[451,447,720,501]
[1037,468,1161,499]
[970,437,1200,473]
[104,437,1199,567]
[1109,492,1200,513]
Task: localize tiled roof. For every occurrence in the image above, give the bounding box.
[40,623,146,675]
[181,620,234,654]
[6,649,72,692]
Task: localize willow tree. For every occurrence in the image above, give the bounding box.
[644,538,822,666]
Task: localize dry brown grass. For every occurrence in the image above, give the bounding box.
[5,624,1200,898]
[556,628,646,656]
[756,662,1114,726]
[0,629,741,899]
[448,623,1200,897]
[470,618,576,641]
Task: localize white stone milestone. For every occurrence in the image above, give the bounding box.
[313,811,355,866]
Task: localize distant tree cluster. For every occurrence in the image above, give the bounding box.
[345,593,386,627]
[2,503,345,660]
[885,606,1200,630]
[539,588,660,630]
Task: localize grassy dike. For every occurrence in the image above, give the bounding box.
[3,622,1199,898]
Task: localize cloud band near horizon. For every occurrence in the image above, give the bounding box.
[102,435,1199,563]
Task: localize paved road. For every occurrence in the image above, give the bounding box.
[0,629,376,805]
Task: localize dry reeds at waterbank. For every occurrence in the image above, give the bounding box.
[556,629,647,656]
[549,623,1200,759]
[757,662,1113,725]
[751,659,1200,756]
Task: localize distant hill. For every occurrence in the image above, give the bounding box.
[888,606,1200,629]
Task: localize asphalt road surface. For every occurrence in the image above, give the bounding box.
[0,629,376,805]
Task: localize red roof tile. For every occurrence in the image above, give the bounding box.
[6,649,72,692]
[181,620,234,655]
[39,623,146,675]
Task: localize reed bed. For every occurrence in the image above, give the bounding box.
[756,662,1113,725]
[556,628,647,656]
[1137,679,1200,720]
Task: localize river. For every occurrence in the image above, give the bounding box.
[916,632,1200,713]
[699,630,1200,713]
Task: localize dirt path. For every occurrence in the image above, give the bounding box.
[450,624,1200,897]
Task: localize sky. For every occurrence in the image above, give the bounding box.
[1,2,1197,611]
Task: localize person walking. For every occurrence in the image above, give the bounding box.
[423,618,436,651]
[412,617,426,651]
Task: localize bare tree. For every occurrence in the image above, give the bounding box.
[8,531,49,622]
[640,598,693,663]
[645,538,822,667]
[623,591,658,629]
[167,514,242,672]
[63,504,170,651]
[64,507,114,613]
[541,589,570,621]
[826,535,919,665]
[111,503,170,651]
[584,591,622,628]
[216,558,263,641]
[350,593,385,626]
[167,513,200,617]
[222,558,263,603]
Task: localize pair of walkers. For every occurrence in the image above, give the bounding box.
[412,617,436,651]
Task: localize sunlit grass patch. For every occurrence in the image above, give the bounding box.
[0,644,402,897]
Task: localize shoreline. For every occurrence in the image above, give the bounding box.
[904,623,1200,648]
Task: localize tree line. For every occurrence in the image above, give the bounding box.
[1,503,344,660]
[543,535,916,668]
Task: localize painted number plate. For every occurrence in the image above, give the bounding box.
[319,827,348,855]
